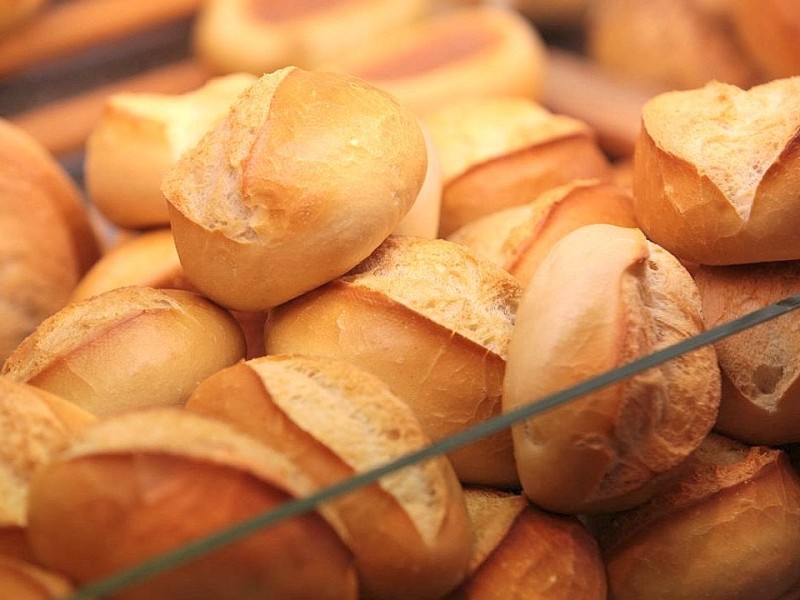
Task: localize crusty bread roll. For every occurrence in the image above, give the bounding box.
[186,354,472,600]
[694,261,800,445]
[322,6,547,117]
[162,66,427,312]
[424,96,612,237]
[85,73,257,229]
[393,123,443,239]
[504,224,721,514]
[266,236,522,487]
[193,0,430,75]
[2,287,246,416]
[731,0,800,79]
[0,377,94,562]
[592,433,800,600]
[447,179,636,287]
[26,408,359,600]
[445,488,607,599]
[634,77,800,265]
[587,0,758,90]
[0,555,73,600]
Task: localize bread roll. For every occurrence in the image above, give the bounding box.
[193,0,430,75]
[633,77,800,265]
[424,96,612,236]
[85,73,257,229]
[0,556,73,600]
[322,6,547,117]
[732,0,800,79]
[504,224,720,514]
[694,261,800,445]
[2,287,246,416]
[26,408,359,600]
[186,354,472,600]
[447,179,636,287]
[593,434,800,600]
[162,66,427,312]
[266,236,522,487]
[445,488,607,599]
[393,123,442,239]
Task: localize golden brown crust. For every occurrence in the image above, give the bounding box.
[504,224,720,514]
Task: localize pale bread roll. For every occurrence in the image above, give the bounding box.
[504,224,720,514]
[193,0,431,75]
[2,287,246,416]
[592,434,800,600]
[322,6,547,117]
[424,96,612,236]
[26,408,359,600]
[0,556,73,600]
[85,73,257,229]
[694,261,800,445]
[186,354,472,600]
[162,66,427,312]
[447,179,636,287]
[634,77,800,265]
[266,236,522,487]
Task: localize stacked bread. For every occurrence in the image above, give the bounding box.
[4,5,800,598]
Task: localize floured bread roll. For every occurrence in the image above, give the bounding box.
[162,66,427,312]
[634,77,800,265]
[266,236,522,487]
[504,224,720,514]
[187,354,472,600]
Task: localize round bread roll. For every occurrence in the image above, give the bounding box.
[0,556,73,600]
[186,354,472,600]
[393,123,442,239]
[694,261,800,445]
[633,76,800,265]
[266,236,522,488]
[162,66,427,312]
[85,73,257,229]
[587,0,757,90]
[193,0,430,75]
[592,434,800,600]
[26,408,359,600]
[504,224,721,514]
[447,179,636,287]
[2,287,246,416]
[322,6,547,117]
[424,96,612,237]
[445,488,607,599]
[731,0,800,79]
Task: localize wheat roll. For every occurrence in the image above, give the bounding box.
[162,66,427,312]
[504,224,720,514]
[187,354,472,600]
[2,287,246,416]
[266,236,522,487]
[26,408,358,600]
[634,77,800,265]
[424,96,612,237]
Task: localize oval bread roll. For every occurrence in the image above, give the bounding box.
[162,66,428,312]
[25,408,359,600]
[504,224,720,514]
[187,354,472,600]
[2,287,246,416]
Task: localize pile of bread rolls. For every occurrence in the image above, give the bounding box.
[3,2,800,599]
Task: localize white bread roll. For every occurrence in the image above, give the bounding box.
[162,66,427,312]
[633,77,800,265]
[504,224,720,514]
[85,73,257,229]
[193,0,430,75]
[322,6,547,117]
[25,408,359,600]
[266,236,522,487]
[593,434,800,600]
[2,287,246,416]
[186,354,472,600]
[424,96,612,237]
